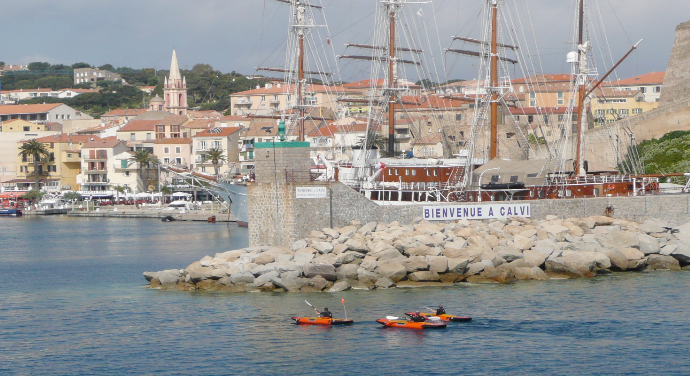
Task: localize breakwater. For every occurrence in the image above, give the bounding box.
[144,214,690,292]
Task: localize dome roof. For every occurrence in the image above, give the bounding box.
[150,95,164,103]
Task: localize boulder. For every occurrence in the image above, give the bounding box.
[600,248,628,271]
[465,261,491,276]
[157,269,182,286]
[512,235,535,251]
[199,256,214,267]
[426,256,449,273]
[562,251,611,270]
[357,269,379,287]
[480,267,515,283]
[345,238,369,253]
[545,258,587,278]
[375,277,396,288]
[512,267,549,281]
[215,249,246,260]
[591,216,615,226]
[408,271,441,282]
[143,271,157,282]
[303,263,337,281]
[522,250,548,268]
[322,228,340,238]
[358,221,378,235]
[204,268,230,280]
[338,225,358,237]
[312,242,334,254]
[619,247,645,261]
[494,246,523,262]
[253,271,279,286]
[295,246,318,254]
[646,255,681,271]
[334,252,356,265]
[336,264,359,280]
[639,220,667,234]
[230,271,256,285]
[254,253,275,265]
[637,233,661,255]
[310,230,327,239]
[597,231,639,249]
[376,262,408,282]
[293,252,315,266]
[447,258,470,274]
[250,264,276,277]
[308,275,329,291]
[670,244,690,265]
[374,248,405,262]
[272,277,309,292]
[185,262,208,283]
[540,224,570,239]
[402,256,429,273]
[627,259,647,270]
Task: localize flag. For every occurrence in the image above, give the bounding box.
[417,8,423,17]
[327,38,331,45]
[341,298,345,304]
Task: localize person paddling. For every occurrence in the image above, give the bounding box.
[319,307,333,318]
[409,312,425,322]
[436,305,446,316]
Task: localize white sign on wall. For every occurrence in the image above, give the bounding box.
[296,187,327,199]
[423,203,531,221]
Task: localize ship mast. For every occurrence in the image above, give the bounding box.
[489,0,499,160]
[297,2,306,141]
[572,0,586,176]
[387,2,397,157]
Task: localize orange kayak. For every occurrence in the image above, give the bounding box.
[407,312,472,322]
[376,318,447,329]
[291,317,354,326]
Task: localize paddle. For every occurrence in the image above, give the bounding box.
[341,297,347,320]
[305,300,320,316]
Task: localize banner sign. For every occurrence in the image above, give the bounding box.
[296,187,327,199]
[423,203,531,221]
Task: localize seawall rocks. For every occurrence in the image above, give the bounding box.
[144,216,690,292]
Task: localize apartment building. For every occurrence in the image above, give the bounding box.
[191,127,242,176]
[74,67,122,86]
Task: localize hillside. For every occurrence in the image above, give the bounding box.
[636,130,690,182]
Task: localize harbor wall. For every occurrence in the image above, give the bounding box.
[248,181,690,247]
[659,20,690,107]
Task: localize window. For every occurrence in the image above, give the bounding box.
[510,175,519,183]
[23,126,30,131]
[201,166,206,172]
[558,114,565,121]
[261,96,266,102]
[426,169,430,176]
[639,87,646,93]
[176,157,182,165]
[163,158,170,164]
[405,169,409,176]
[557,92,564,98]
[198,141,207,150]
[557,99,564,105]
[146,133,152,140]
[49,152,55,162]
[529,92,536,99]
[411,170,416,176]
[607,109,616,115]
[273,95,278,101]
[455,114,462,121]
[121,160,128,168]
[130,133,136,141]
[212,140,222,149]
[654,86,661,93]
[527,173,538,178]
[490,175,500,182]
[633,108,643,114]
[529,100,536,107]
[175,146,181,154]
[164,147,170,154]
[527,115,534,123]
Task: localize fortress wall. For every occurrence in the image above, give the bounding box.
[660,20,690,106]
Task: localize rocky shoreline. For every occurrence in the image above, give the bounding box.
[144,215,690,292]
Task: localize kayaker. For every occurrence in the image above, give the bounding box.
[436,305,446,315]
[319,307,332,318]
[409,312,425,322]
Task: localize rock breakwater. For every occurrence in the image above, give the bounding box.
[144,215,690,292]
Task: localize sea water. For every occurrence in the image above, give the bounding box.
[1,216,689,375]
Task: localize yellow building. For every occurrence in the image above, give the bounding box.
[0,119,52,132]
[16,134,101,191]
[590,88,658,126]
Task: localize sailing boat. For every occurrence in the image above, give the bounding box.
[458,0,659,202]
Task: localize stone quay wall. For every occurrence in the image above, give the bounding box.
[660,20,690,107]
[248,181,690,247]
[253,142,311,184]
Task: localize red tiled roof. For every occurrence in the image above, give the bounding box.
[193,127,242,138]
[413,133,443,145]
[155,137,192,144]
[509,106,579,115]
[219,115,251,121]
[607,72,665,86]
[118,120,159,132]
[32,134,102,143]
[184,119,216,129]
[82,140,125,149]
[232,84,344,96]
[512,74,574,84]
[0,103,64,115]
[155,115,188,125]
[395,95,470,110]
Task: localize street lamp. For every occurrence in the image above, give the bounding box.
[478,167,500,202]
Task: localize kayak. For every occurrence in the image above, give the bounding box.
[407,312,473,322]
[376,317,447,329]
[291,316,354,326]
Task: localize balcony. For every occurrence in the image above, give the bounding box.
[235,99,252,106]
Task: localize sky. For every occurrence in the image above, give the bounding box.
[2,0,688,83]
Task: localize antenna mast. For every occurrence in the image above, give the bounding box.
[573,0,587,176]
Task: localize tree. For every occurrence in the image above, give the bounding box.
[72,62,92,69]
[114,185,130,204]
[357,130,387,154]
[28,62,51,71]
[202,148,227,176]
[24,190,45,203]
[98,64,115,71]
[0,61,5,69]
[127,149,159,191]
[18,139,49,191]
[62,192,83,202]
[160,186,172,204]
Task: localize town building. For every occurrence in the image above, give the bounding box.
[154,138,193,169]
[412,133,444,158]
[100,108,149,125]
[115,120,159,148]
[0,103,93,124]
[15,134,101,191]
[154,115,189,139]
[191,127,242,176]
[605,72,665,103]
[163,50,188,116]
[590,88,658,126]
[230,82,342,117]
[77,140,138,193]
[0,123,58,184]
[74,67,122,86]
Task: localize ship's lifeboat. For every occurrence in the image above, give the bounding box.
[291,316,354,326]
[407,312,472,322]
[376,316,447,329]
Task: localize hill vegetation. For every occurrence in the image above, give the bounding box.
[634,130,690,183]
[2,61,271,117]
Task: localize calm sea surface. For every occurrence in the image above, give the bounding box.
[1,216,689,375]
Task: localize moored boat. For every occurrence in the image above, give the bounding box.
[0,208,22,217]
[291,316,354,326]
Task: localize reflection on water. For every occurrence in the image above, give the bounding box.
[1,217,689,374]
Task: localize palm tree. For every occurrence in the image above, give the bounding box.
[202,147,227,177]
[18,139,50,191]
[128,149,159,192]
[160,186,172,204]
[114,185,129,204]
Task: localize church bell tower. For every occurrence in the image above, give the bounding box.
[163,50,188,116]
